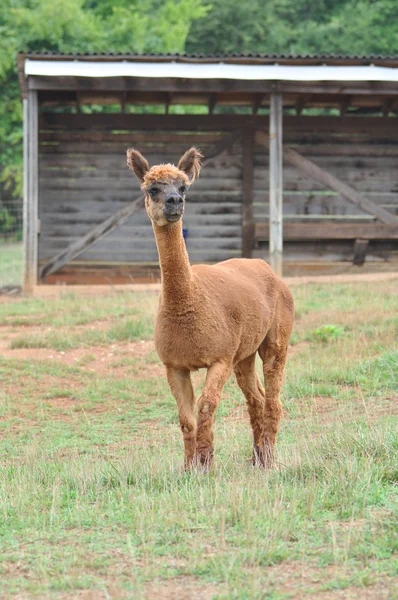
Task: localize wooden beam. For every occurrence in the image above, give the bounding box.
[269,93,283,276]
[295,95,309,116]
[28,75,398,96]
[39,194,145,281]
[202,128,242,160]
[252,95,265,115]
[208,94,217,114]
[39,130,243,280]
[165,93,172,114]
[339,96,351,117]
[121,90,127,113]
[23,97,29,291]
[382,98,395,118]
[255,130,398,224]
[353,239,369,266]
[39,113,398,138]
[254,222,398,241]
[23,90,39,294]
[242,129,254,257]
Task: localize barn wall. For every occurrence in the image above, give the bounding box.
[38,120,243,264]
[252,120,398,262]
[253,124,398,223]
[38,114,398,271]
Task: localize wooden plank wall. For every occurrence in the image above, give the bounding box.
[252,120,398,262]
[38,114,398,269]
[253,126,398,222]
[38,120,243,265]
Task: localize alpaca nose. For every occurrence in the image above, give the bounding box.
[165,195,182,207]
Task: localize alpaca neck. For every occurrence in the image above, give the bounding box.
[153,220,193,304]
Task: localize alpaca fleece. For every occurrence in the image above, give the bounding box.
[127,146,294,470]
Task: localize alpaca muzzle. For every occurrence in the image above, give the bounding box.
[164,194,184,222]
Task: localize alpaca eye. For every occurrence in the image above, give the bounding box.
[149,187,160,197]
[179,186,186,195]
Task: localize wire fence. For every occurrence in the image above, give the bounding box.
[0,185,23,242]
[0,185,23,290]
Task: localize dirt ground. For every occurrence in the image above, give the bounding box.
[0,270,392,300]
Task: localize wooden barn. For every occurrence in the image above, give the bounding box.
[18,53,398,292]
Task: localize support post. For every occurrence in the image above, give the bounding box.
[242,129,254,258]
[269,93,283,276]
[23,90,39,294]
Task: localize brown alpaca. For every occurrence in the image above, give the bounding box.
[127,147,294,469]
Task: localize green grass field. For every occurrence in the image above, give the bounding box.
[0,243,23,288]
[0,280,397,599]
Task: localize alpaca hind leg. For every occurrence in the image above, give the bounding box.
[166,366,196,470]
[234,353,267,466]
[196,361,232,469]
[258,336,288,467]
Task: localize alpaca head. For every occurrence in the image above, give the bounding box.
[127,147,203,227]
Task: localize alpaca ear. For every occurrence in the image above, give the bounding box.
[126,148,150,182]
[178,147,203,182]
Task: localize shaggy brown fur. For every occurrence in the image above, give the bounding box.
[127,147,294,470]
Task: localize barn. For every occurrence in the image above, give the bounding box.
[18,53,398,292]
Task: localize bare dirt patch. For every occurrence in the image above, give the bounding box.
[314,581,395,599]
[145,577,221,600]
[42,589,129,600]
[288,341,310,358]
[0,340,160,379]
[310,394,398,422]
[249,561,396,599]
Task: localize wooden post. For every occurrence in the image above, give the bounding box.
[242,129,254,258]
[269,93,283,276]
[23,98,29,290]
[23,90,39,294]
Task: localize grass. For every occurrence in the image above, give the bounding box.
[0,242,23,288]
[0,280,397,599]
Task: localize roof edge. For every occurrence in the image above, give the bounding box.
[18,51,398,66]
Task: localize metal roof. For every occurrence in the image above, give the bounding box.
[18,51,398,65]
[24,59,398,82]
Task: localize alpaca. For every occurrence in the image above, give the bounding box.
[127,147,294,469]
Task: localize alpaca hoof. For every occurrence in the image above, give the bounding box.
[196,447,214,472]
[252,441,274,468]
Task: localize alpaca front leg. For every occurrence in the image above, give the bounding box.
[166,366,197,469]
[196,361,232,469]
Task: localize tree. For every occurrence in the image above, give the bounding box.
[186,0,398,56]
[0,0,208,197]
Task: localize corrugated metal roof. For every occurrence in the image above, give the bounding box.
[18,51,398,63]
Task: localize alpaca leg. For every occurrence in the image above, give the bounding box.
[258,339,288,467]
[166,366,196,469]
[234,353,267,466]
[196,361,232,468]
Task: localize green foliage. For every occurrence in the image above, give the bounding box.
[187,0,398,55]
[0,207,16,234]
[0,0,208,196]
[307,324,346,343]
